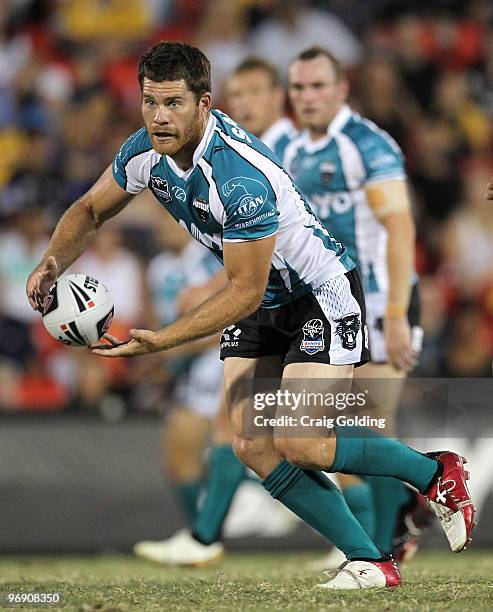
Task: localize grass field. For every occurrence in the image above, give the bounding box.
[0,550,492,611]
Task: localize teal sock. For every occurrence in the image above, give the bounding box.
[342,482,375,538]
[330,426,439,493]
[175,479,202,524]
[192,445,246,544]
[263,460,381,560]
[365,476,414,554]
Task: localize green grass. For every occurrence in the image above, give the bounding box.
[0,551,492,611]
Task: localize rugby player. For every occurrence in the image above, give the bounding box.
[27,41,475,589]
[134,56,299,567]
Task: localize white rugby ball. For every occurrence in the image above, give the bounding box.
[41,274,114,347]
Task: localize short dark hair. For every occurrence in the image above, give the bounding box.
[232,56,282,88]
[294,46,343,81]
[138,41,211,99]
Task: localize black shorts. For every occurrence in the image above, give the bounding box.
[220,269,369,367]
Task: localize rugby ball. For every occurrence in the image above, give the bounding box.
[41,274,114,347]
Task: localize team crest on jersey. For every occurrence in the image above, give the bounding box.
[300,319,325,355]
[149,175,172,202]
[172,186,186,202]
[335,313,361,350]
[192,197,210,223]
[320,161,337,185]
[222,177,268,219]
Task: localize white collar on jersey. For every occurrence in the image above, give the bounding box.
[165,113,217,180]
[260,117,295,149]
[302,104,353,153]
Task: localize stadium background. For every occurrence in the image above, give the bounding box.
[1,0,493,553]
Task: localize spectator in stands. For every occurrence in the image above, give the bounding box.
[250,0,362,74]
[440,161,493,298]
[193,0,250,102]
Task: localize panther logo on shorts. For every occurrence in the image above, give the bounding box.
[334,313,361,350]
[300,319,325,355]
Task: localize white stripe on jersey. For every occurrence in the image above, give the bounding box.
[333,133,365,190]
[197,158,226,226]
[283,133,305,176]
[353,191,388,293]
[260,117,297,152]
[125,150,161,194]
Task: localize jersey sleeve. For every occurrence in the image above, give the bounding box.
[112,128,154,194]
[219,175,279,243]
[358,130,406,185]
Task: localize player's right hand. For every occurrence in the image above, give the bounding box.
[26,256,58,311]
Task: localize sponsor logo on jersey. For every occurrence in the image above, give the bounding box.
[222,177,269,219]
[369,153,397,170]
[320,161,336,185]
[192,197,210,223]
[300,157,318,170]
[233,209,276,230]
[149,175,172,202]
[335,313,361,350]
[221,324,242,349]
[172,186,186,202]
[300,318,325,355]
[309,192,354,218]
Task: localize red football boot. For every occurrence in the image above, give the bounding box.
[424,451,476,552]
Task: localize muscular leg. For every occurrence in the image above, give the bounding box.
[231,359,382,560]
[227,355,285,478]
[162,407,211,523]
[268,362,438,492]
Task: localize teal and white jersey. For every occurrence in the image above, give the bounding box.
[283,105,405,295]
[113,109,353,308]
[147,240,221,327]
[260,117,297,162]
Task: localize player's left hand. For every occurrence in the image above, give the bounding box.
[384,317,417,372]
[91,330,164,358]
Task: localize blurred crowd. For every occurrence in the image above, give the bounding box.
[1,0,493,414]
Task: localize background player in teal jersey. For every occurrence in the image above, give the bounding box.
[143,215,224,532]
[27,41,474,590]
[286,46,428,566]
